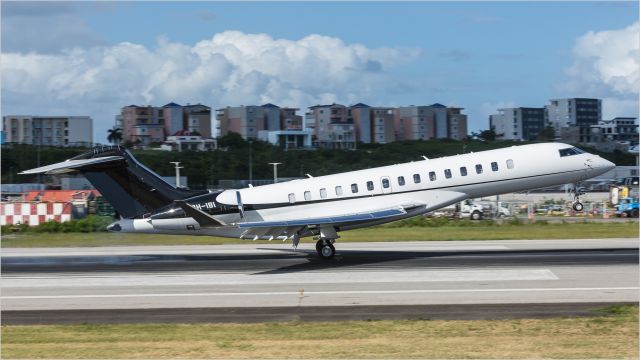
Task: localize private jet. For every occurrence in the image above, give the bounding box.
[22,143,615,259]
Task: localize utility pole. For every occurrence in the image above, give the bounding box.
[268,162,282,184]
[170,162,183,188]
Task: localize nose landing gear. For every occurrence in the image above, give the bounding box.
[571,184,586,212]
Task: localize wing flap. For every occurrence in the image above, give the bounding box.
[19,156,123,175]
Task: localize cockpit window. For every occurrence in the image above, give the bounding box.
[559,147,586,157]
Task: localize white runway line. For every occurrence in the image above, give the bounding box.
[3,287,638,300]
[1,269,559,287]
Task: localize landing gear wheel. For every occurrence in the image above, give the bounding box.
[315,239,335,259]
[572,202,584,212]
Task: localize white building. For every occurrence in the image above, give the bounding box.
[257,129,313,149]
[2,116,93,146]
[160,131,217,152]
[545,98,601,129]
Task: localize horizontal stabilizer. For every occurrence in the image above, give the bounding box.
[238,208,406,228]
[174,200,226,227]
[19,156,123,175]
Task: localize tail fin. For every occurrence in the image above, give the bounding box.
[20,146,206,218]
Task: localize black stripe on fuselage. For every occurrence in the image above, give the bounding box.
[233,168,586,211]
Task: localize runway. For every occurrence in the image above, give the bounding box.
[2,238,638,324]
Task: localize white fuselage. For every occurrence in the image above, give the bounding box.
[116,143,615,238]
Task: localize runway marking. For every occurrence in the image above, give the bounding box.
[0,269,559,287]
[3,287,638,300]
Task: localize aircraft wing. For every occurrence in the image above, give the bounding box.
[19,156,124,175]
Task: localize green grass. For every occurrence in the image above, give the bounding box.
[2,305,637,359]
[2,221,637,247]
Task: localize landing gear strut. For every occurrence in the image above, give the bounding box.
[315,226,339,259]
[571,183,586,212]
[315,239,335,259]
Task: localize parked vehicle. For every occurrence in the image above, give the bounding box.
[616,197,640,218]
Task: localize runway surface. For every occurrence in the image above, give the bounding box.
[2,238,638,324]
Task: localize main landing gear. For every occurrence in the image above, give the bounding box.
[315,239,336,259]
[571,183,586,212]
[314,226,339,259]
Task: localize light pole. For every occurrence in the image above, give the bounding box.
[268,162,282,184]
[170,161,183,188]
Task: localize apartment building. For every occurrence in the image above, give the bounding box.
[393,106,436,141]
[119,103,211,145]
[545,98,601,129]
[306,103,355,149]
[2,116,93,146]
[447,107,468,140]
[489,107,545,141]
[216,105,266,140]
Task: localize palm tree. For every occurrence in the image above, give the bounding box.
[107,128,123,145]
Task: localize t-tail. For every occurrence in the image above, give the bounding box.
[20,146,207,218]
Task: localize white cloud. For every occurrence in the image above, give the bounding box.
[560,22,640,118]
[1,31,421,142]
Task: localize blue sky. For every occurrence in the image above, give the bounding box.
[2,1,639,143]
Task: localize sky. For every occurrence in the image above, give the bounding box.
[2,1,639,143]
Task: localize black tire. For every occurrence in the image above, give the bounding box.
[471,211,483,220]
[572,202,584,212]
[318,243,335,259]
[631,209,639,218]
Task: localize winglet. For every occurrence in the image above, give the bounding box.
[174,200,226,227]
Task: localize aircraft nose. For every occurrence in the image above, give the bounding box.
[599,157,616,171]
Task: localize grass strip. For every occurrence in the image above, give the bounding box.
[2,305,637,359]
[1,222,638,247]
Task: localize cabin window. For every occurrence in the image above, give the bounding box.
[475,164,483,174]
[506,159,514,169]
[398,176,405,186]
[335,186,343,196]
[288,193,296,203]
[413,174,421,184]
[304,191,311,201]
[491,162,499,172]
[429,171,436,181]
[444,169,452,179]
[382,178,390,188]
[351,183,359,193]
[460,166,468,176]
[320,188,327,198]
[367,181,374,191]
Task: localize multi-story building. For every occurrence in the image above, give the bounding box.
[589,117,638,144]
[120,105,164,146]
[545,98,601,129]
[447,107,468,140]
[2,116,93,146]
[216,105,266,140]
[370,107,396,144]
[119,103,211,146]
[489,107,545,141]
[393,106,435,141]
[306,103,355,149]
[183,104,212,138]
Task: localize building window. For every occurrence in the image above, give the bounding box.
[476,164,483,174]
[413,174,421,183]
[429,171,436,181]
[491,162,499,172]
[507,159,514,169]
[367,181,374,191]
[288,193,295,203]
[320,188,327,198]
[335,186,343,196]
[460,167,467,176]
[304,191,311,201]
[444,169,452,179]
[351,183,358,193]
[398,176,405,186]
[382,178,390,188]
